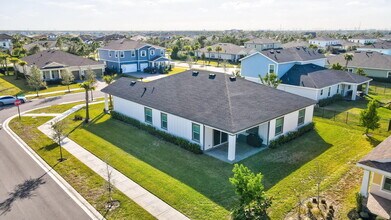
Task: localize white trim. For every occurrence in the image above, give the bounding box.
[268,64,275,74]
[109,51,112,57]
[357,163,391,177]
[120,51,125,58]
[140,50,147,57]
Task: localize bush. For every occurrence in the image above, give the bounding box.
[111,111,203,154]
[269,123,315,149]
[318,94,343,107]
[246,133,263,147]
[46,79,62,85]
[73,114,83,121]
[356,192,363,213]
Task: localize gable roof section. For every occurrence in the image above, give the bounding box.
[327,51,391,70]
[358,135,391,173]
[281,64,371,88]
[0,34,12,41]
[102,70,316,134]
[242,47,325,63]
[22,50,103,69]
[312,37,338,41]
[360,40,391,49]
[245,38,279,44]
[101,39,164,50]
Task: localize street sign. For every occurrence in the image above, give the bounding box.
[14,99,22,106]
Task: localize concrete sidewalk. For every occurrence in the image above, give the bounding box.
[37,104,189,220]
[25,88,83,97]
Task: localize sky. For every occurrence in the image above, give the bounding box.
[1,0,391,31]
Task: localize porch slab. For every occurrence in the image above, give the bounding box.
[364,193,391,219]
[205,142,266,163]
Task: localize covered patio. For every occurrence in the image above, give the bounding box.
[205,141,266,163]
[342,80,371,101]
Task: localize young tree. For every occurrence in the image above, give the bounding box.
[331,63,343,70]
[103,74,115,109]
[18,60,27,79]
[51,119,67,162]
[229,164,272,219]
[259,73,281,88]
[0,53,10,75]
[9,57,20,79]
[309,162,327,208]
[27,66,46,97]
[186,56,193,69]
[356,68,366,76]
[360,99,380,134]
[28,45,41,55]
[207,46,212,64]
[215,46,222,66]
[201,52,206,65]
[105,158,115,209]
[61,69,75,92]
[79,81,95,123]
[344,53,354,69]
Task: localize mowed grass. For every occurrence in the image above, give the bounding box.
[167,67,187,76]
[0,73,81,96]
[61,103,382,219]
[9,116,155,220]
[29,98,104,114]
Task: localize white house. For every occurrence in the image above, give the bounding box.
[244,38,282,51]
[278,64,372,101]
[348,36,377,45]
[0,34,12,50]
[357,40,391,55]
[102,70,316,162]
[308,37,341,48]
[195,43,255,62]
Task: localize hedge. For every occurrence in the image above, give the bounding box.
[111,111,203,154]
[269,122,315,149]
[318,94,343,107]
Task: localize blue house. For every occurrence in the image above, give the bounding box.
[98,39,170,73]
[240,47,326,82]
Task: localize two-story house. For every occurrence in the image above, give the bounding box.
[240,47,326,82]
[98,39,169,73]
[244,38,282,51]
[195,43,255,62]
[0,34,13,51]
[308,37,341,48]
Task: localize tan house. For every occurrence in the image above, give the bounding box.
[357,135,391,219]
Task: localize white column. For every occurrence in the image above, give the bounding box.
[365,82,370,94]
[104,93,109,112]
[49,70,53,79]
[360,170,371,197]
[351,85,357,100]
[228,134,236,161]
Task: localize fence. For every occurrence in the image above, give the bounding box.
[314,107,391,133]
[370,82,391,95]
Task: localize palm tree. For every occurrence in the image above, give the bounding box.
[0,53,10,75]
[215,46,223,66]
[344,53,354,70]
[79,81,95,123]
[103,74,116,109]
[18,60,28,79]
[9,57,20,79]
[29,45,41,55]
[207,46,212,64]
[356,68,366,76]
[259,73,281,88]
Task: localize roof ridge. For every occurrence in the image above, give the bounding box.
[224,75,235,133]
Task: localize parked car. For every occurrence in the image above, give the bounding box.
[0,96,27,106]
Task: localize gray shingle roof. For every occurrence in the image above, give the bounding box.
[312,37,338,41]
[259,47,325,63]
[101,39,164,50]
[282,41,310,49]
[102,70,316,134]
[358,135,391,173]
[198,43,252,55]
[245,38,279,44]
[0,34,12,40]
[281,64,371,88]
[22,50,103,69]
[360,40,391,49]
[327,51,391,70]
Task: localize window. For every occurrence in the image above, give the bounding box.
[120,51,125,58]
[109,51,112,57]
[347,68,353,72]
[298,109,306,126]
[192,123,200,142]
[131,50,136,57]
[383,177,391,192]
[141,50,146,57]
[144,107,152,124]
[328,87,331,97]
[161,50,164,55]
[388,72,391,78]
[161,113,167,130]
[150,50,155,56]
[320,89,323,95]
[348,85,351,90]
[337,85,340,94]
[115,51,118,58]
[268,64,275,74]
[275,117,284,136]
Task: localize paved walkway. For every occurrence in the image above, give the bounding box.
[36,104,189,220]
[25,88,83,98]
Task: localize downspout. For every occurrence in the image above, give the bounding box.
[203,125,206,151]
[266,121,270,146]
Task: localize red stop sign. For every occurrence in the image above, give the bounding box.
[14,99,22,106]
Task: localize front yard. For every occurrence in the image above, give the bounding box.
[56,103,384,219]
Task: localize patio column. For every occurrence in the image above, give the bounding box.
[360,170,370,198]
[365,82,370,95]
[228,134,236,161]
[351,85,357,100]
[104,93,109,112]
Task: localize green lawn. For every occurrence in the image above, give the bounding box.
[29,98,104,114]
[0,73,81,96]
[369,81,391,103]
[57,103,383,219]
[9,116,155,220]
[194,60,237,68]
[167,67,187,76]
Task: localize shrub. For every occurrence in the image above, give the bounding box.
[269,123,315,149]
[246,133,263,147]
[318,94,343,107]
[111,111,203,154]
[355,192,363,213]
[46,79,63,85]
[73,114,83,121]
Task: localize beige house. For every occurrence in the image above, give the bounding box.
[357,135,391,219]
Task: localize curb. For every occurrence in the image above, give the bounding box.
[3,108,105,220]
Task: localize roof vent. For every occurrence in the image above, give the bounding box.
[296,46,300,50]
[192,71,199,76]
[209,73,216,79]
[130,81,136,86]
[276,50,281,53]
[270,49,274,54]
[229,76,236,81]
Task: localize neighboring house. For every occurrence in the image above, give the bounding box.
[95,34,126,43]
[348,36,377,45]
[47,33,58,41]
[244,38,282,51]
[327,51,391,79]
[101,70,316,162]
[308,37,341,48]
[20,50,105,81]
[130,35,148,41]
[282,40,310,49]
[340,40,361,51]
[0,34,13,50]
[278,64,372,101]
[195,43,255,63]
[240,47,326,82]
[23,40,62,52]
[357,135,391,219]
[79,35,94,44]
[98,39,169,73]
[357,40,391,55]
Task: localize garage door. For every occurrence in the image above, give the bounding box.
[121,64,137,73]
[140,63,149,71]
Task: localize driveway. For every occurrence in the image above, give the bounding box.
[0,90,103,220]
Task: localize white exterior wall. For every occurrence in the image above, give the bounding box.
[113,96,204,146]
[196,51,237,61]
[299,58,327,67]
[278,84,319,100]
[309,40,341,48]
[370,181,391,201]
[204,126,214,150]
[0,40,12,50]
[357,48,391,56]
[258,122,269,145]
